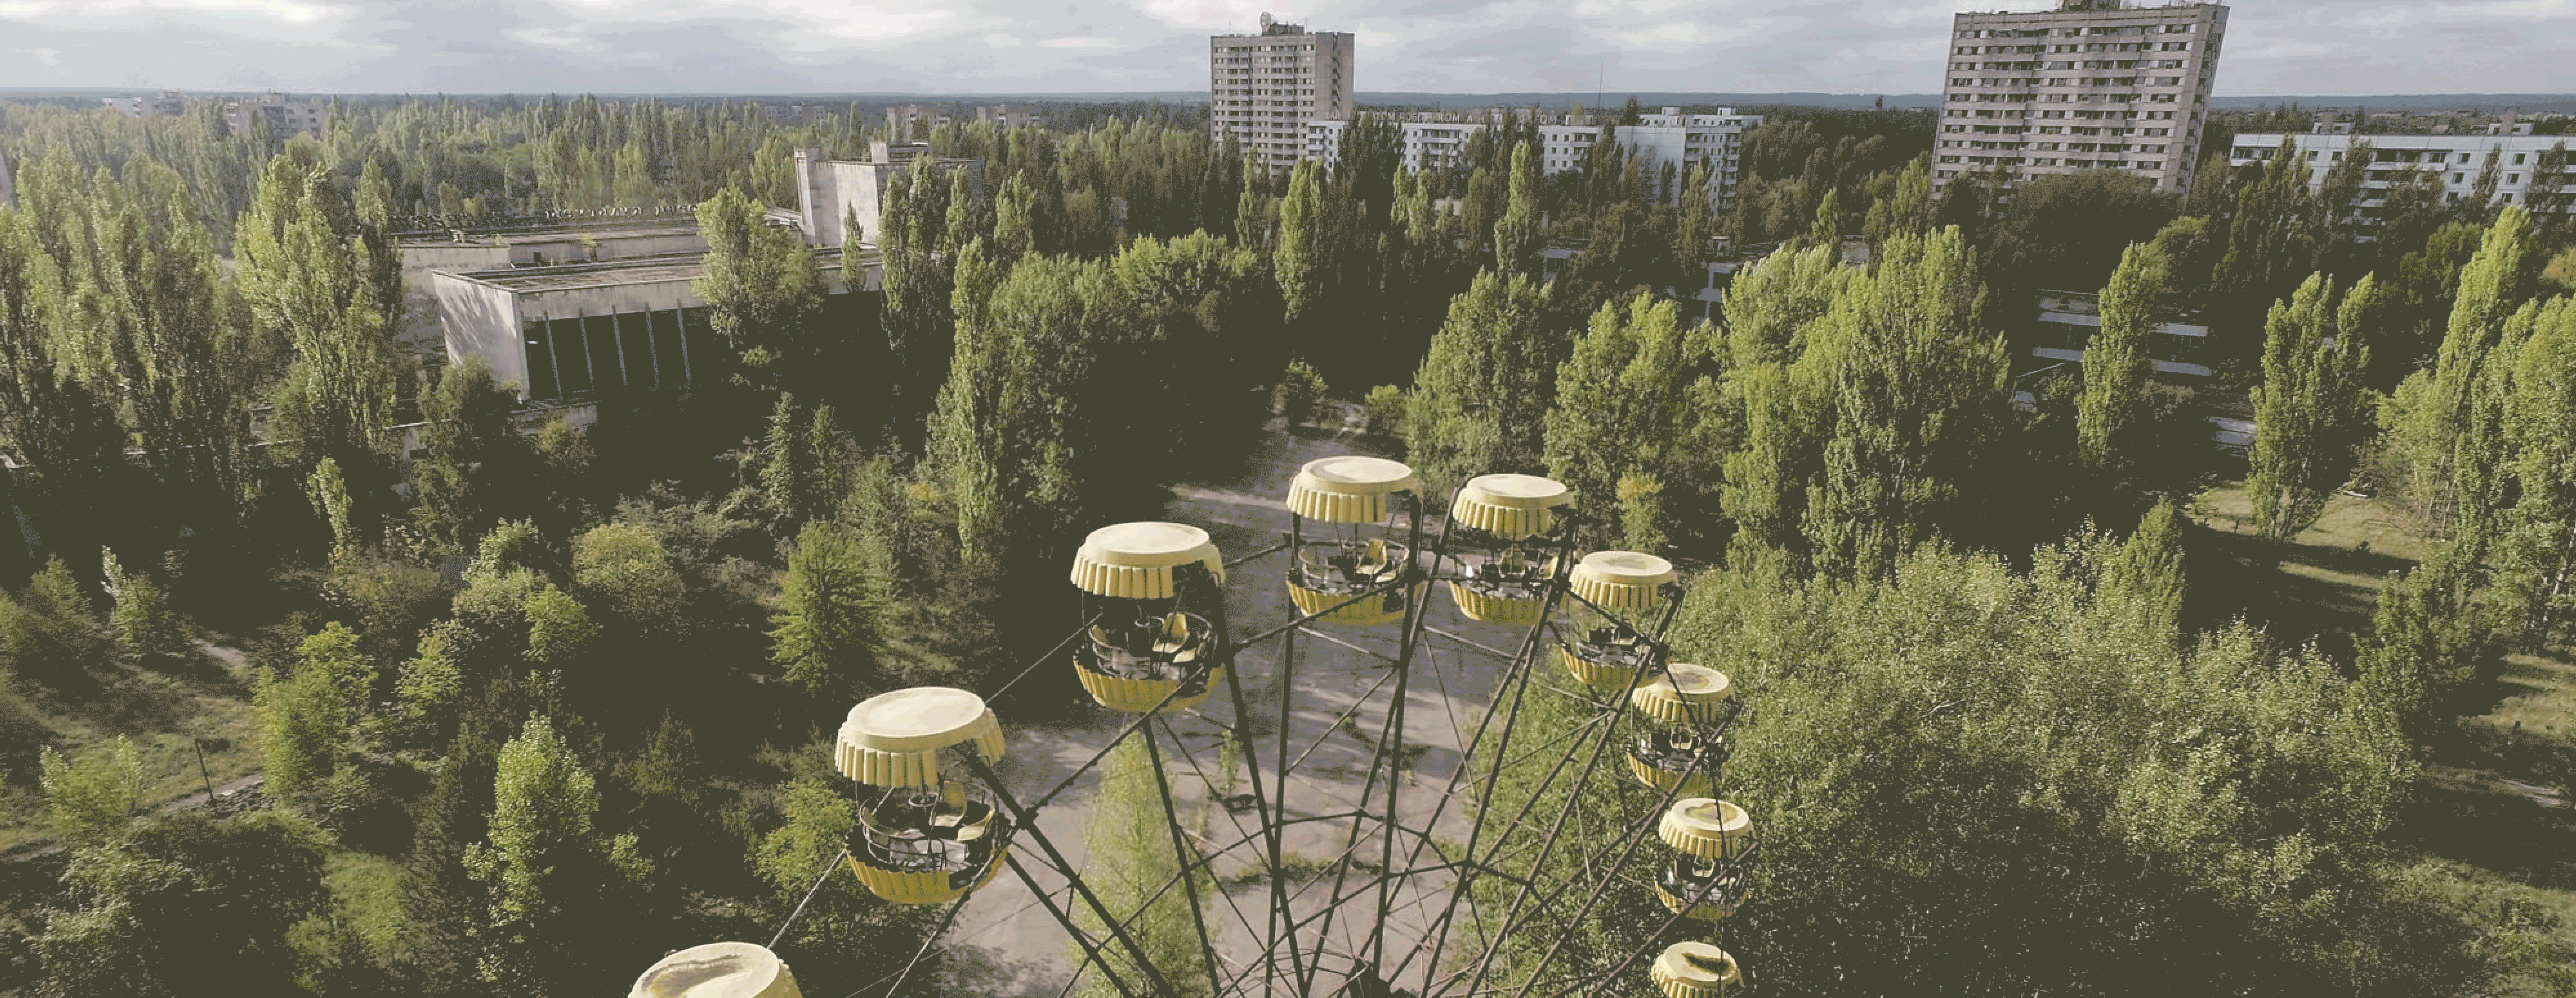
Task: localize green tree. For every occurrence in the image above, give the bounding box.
[1549,531,2576,998]
[2379,207,2532,544]
[34,810,332,998]
[1724,227,2008,580]
[1862,159,1935,249]
[38,736,142,847]
[241,158,398,476]
[928,247,1099,567]
[0,209,137,559]
[522,584,596,674]
[570,521,687,632]
[1494,143,1543,276]
[2360,538,2493,738]
[102,549,188,662]
[1273,158,1327,326]
[2213,136,2327,366]
[693,185,824,390]
[1544,291,1689,542]
[1710,241,1847,370]
[253,662,349,808]
[2492,297,2576,644]
[1272,358,1327,426]
[412,357,531,554]
[306,456,355,554]
[464,716,648,996]
[1403,270,1558,493]
[2247,273,2377,544]
[1071,737,1213,998]
[754,779,947,988]
[2078,241,2171,475]
[770,519,894,696]
[393,630,464,749]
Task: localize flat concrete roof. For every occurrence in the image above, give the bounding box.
[443,247,877,294]
[397,220,702,249]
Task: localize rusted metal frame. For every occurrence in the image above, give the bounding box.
[965,753,1183,998]
[1298,490,1435,994]
[1003,852,1146,998]
[1142,723,1229,996]
[1447,593,1684,998]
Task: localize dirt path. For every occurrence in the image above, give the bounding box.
[0,640,264,866]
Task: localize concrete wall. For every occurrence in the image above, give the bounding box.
[796,148,847,248]
[432,273,526,391]
[795,155,985,249]
[513,277,700,324]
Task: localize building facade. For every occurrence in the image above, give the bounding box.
[1307,108,1764,207]
[1212,18,1355,174]
[1934,0,2227,196]
[790,142,984,251]
[102,91,188,119]
[2227,132,2573,223]
[433,250,878,404]
[225,92,330,141]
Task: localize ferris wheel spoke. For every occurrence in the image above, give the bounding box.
[964,753,1185,998]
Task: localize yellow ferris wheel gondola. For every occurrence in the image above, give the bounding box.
[1558,549,1680,692]
[835,687,1013,905]
[1627,663,1737,797]
[1285,456,1424,626]
[1445,474,1573,625]
[1068,522,1230,713]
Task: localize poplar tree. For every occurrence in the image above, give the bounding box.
[1544,291,1688,542]
[413,358,531,554]
[1712,239,1842,367]
[0,207,132,556]
[1403,270,1558,494]
[693,185,824,391]
[1724,227,2008,580]
[770,519,895,697]
[2247,273,2376,544]
[2078,241,2170,474]
[239,155,397,476]
[2493,298,2576,644]
[2214,135,2325,350]
[2379,206,2532,544]
[1273,158,1325,326]
[1493,143,1542,277]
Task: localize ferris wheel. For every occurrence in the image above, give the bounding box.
[630,458,1762,998]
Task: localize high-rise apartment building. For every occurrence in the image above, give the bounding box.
[1933,0,2227,196]
[1211,15,1354,173]
[225,91,330,142]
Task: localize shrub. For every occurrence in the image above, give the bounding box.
[1274,359,1328,426]
[1363,384,1406,436]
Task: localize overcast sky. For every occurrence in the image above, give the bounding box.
[2,0,2570,96]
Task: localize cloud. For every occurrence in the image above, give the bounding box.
[0,0,2568,95]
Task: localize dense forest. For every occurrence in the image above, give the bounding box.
[0,91,2572,997]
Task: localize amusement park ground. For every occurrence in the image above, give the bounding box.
[931,407,1522,996]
